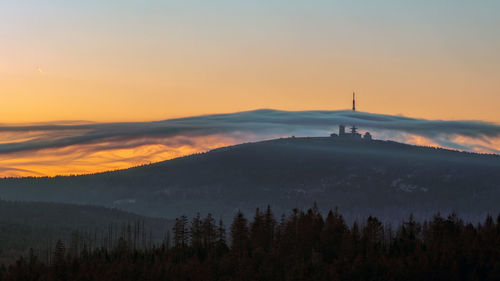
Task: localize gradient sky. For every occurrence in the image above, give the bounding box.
[1,0,499,123]
[1,1,500,177]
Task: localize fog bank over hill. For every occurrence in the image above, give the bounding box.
[1,109,500,176]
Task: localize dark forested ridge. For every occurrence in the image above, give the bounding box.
[0,200,172,264]
[1,206,499,281]
[0,137,499,223]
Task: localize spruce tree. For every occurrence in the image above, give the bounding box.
[230,211,250,259]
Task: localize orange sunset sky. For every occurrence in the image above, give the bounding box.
[1,1,499,177]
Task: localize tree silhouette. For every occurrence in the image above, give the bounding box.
[0,206,499,281]
[230,211,250,259]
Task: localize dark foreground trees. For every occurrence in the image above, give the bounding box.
[1,207,499,281]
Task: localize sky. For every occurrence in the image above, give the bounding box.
[1,1,500,176]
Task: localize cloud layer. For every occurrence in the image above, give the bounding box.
[1,109,499,177]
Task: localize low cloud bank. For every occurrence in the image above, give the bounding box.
[0,109,499,176]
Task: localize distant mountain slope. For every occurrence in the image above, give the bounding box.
[0,137,499,222]
[0,200,172,264]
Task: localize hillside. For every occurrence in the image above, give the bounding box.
[0,200,172,264]
[0,137,499,222]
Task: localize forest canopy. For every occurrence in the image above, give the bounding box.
[1,205,499,281]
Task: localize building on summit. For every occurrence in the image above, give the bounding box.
[363,132,372,140]
[330,93,372,140]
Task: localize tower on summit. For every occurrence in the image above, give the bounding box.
[352,92,356,111]
[330,92,372,140]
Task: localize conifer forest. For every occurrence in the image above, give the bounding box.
[1,205,498,281]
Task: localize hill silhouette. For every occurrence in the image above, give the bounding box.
[0,137,499,223]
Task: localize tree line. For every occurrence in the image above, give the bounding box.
[1,205,499,281]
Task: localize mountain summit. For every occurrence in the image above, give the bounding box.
[1,137,499,222]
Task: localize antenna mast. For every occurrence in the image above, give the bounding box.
[352,92,356,111]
